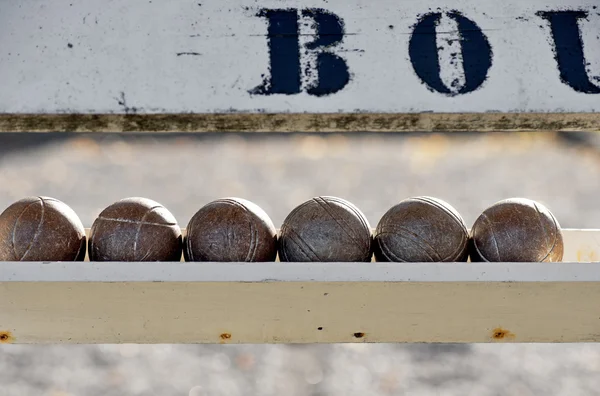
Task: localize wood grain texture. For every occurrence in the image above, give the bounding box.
[0,113,599,133]
[0,278,599,344]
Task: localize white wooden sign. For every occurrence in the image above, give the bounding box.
[0,0,599,131]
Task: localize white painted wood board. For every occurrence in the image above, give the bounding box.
[1,229,600,344]
[0,0,599,131]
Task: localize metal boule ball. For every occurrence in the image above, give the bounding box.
[89,197,182,261]
[279,196,372,262]
[0,196,86,261]
[470,198,563,262]
[185,197,277,262]
[374,196,469,262]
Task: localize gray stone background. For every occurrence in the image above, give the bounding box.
[1,131,600,395]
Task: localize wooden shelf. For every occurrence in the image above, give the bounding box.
[0,229,599,344]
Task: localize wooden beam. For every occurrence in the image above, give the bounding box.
[0,229,599,344]
[0,113,598,133]
[1,262,600,344]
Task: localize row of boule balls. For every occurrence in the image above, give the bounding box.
[0,195,563,262]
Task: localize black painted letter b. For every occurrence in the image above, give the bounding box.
[251,8,350,97]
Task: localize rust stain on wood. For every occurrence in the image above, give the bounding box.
[219,333,232,343]
[0,331,14,343]
[0,113,598,133]
[491,327,516,341]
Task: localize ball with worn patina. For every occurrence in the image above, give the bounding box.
[279,196,372,262]
[374,196,469,262]
[470,198,563,262]
[89,197,182,261]
[0,196,86,261]
[184,198,277,262]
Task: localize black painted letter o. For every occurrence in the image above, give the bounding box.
[409,11,493,96]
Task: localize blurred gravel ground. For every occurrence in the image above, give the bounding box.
[1,131,600,396]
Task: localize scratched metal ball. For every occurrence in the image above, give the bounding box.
[374,196,469,262]
[184,198,277,262]
[279,196,372,262]
[89,197,182,261]
[470,198,564,262]
[0,196,86,261]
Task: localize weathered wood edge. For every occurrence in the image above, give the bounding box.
[1,262,600,282]
[0,113,599,132]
